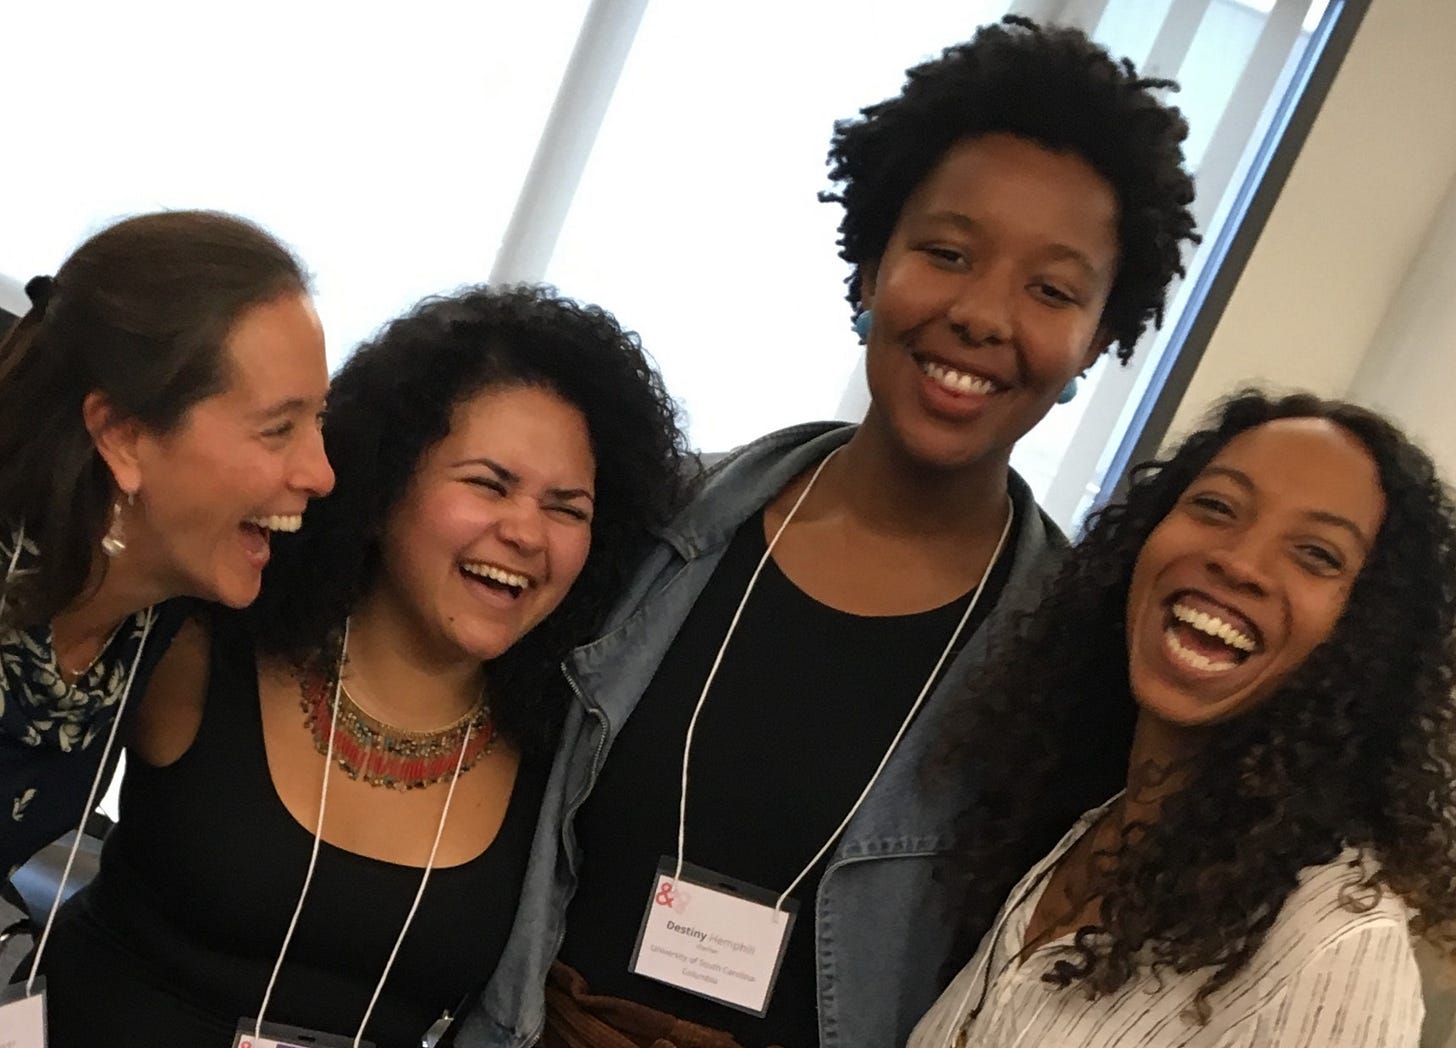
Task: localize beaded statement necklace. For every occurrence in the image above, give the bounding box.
[299,669,494,791]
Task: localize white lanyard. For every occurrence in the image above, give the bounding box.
[25,604,155,995]
[3,518,158,996]
[252,617,473,1048]
[0,521,28,621]
[674,448,1016,910]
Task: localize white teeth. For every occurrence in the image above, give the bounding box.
[918,359,997,396]
[1165,628,1239,673]
[246,514,303,533]
[461,562,531,590]
[1171,602,1257,652]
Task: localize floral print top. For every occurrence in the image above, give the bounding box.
[0,527,182,875]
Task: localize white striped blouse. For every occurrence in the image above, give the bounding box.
[908,798,1424,1048]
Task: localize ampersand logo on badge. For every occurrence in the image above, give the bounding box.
[655,880,676,907]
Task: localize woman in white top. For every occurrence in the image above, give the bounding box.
[911,389,1456,1048]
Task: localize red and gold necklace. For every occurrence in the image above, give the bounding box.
[299,667,494,791]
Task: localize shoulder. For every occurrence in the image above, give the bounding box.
[1262,852,1413,957]
[694,422,854,493]
[1236,854,1422,1046]
[128,611,216,767]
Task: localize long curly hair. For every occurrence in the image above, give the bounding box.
[821,15,1200,362]
[943,389,1456,1020]
[0,210,308,627]
[247,284,691,755]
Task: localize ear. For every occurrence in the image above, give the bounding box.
[857,261,880,312]
[82,392,144,496]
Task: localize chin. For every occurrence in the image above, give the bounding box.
[203,571,264,610]
[452,627,529,664]
[1139,689,1254,730]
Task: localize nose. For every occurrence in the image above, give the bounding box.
[292,426,335,498]
[496,496,547,556]
[946,265,1015,346]
[1204,532,1275,597]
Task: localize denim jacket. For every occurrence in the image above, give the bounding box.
[453,422,1067,1048]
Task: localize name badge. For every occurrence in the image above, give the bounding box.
[0,978,46,1047]
[629,858,798,1016]
[232,1019,372,1048]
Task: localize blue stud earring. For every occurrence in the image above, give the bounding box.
[1057,376,1079,405]
[853,309,873,343]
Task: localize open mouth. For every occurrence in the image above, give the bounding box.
[241,513,303,540]
[914,355,1004,397]
[1161,594,1263,674]
[239,514,304,566]
[461,561,534,600]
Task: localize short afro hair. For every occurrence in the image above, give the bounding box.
[822,15,1200,363]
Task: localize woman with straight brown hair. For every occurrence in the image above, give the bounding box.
[0,210,335,876]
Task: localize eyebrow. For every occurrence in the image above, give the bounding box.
[922,210,1102,282]
[454,457,595,503]
[253,396,315,419]
[1198,466,1373,551]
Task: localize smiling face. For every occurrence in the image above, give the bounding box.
[372,383,596,667]
[123,291,335,607]
[858,133,1120,473]
[1125,418,1387,728]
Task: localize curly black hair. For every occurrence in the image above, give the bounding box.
[821,15,1200,362]
[246,284,691,755]
[942,389,1456,1020]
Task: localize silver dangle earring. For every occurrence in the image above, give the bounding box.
[100,492,134,558]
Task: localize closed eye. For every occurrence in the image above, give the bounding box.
[1033,282,1078,305]
[1297,544,1344,573]
[921,246,966,267]
[464,477,508,496]
[262,421,295,440]
[548,504,591,523]
[1187,493,1235,518]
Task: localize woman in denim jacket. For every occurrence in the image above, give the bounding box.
[451,16,1202,1048]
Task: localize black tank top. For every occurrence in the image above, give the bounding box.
[36,614,548,1048]
[560,508,1015,1046]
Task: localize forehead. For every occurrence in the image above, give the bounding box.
[439,384,595,481]
[1201,418,1386,535]
[219,291,329,402]
[901,133,1120,260]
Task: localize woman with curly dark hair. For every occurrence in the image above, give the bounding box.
[29,284,690,1047]
[541,14,1200,1048]
[910,390,1456,1047]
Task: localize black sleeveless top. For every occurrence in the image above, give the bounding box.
[560,508,1015,1046]
[35,614,548,1048]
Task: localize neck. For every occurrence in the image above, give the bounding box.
[343,588,485,732]
[1118,711,1201,829]
[50,549,172,663]
[830,412,1013,541]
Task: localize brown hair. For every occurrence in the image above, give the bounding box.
[0,210,310,626]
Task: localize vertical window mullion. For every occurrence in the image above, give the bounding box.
[490,0,650,284]
[1142,0,1213,80]
[1188,0,1312,233]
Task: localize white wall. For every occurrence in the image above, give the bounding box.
[1169,0,1456,454]
[1350,171,1456,476]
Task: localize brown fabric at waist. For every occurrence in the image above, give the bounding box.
[541,961,785,1048]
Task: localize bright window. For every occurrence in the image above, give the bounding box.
[545,1,1009,453]
[0,0,591,365]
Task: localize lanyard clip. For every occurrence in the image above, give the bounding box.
[421,1009,453,1047]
